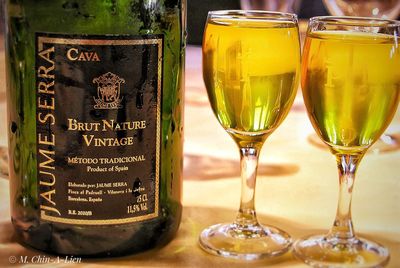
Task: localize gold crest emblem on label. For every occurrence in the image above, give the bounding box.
[93,72,125,109]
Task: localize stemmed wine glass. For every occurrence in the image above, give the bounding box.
[199,10,300,260]
[294,16,400,267]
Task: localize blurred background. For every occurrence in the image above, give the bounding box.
[0,1,3,50]
[0,0,328,44]
[187,0,329,44]
[0,0,400,47]
[1,0,399,44]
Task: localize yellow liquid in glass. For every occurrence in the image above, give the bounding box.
[203,19,300,140]
[302,31,400,153]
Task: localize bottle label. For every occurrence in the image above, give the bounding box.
[36,33,162,225]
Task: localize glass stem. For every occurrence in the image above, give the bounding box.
[328,153,363,240]
[235,146,261,227]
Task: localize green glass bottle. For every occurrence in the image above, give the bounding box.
[5,0,185,256]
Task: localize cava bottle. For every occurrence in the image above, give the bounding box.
[5,0,185,256]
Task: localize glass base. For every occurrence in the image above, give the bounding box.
[293,234,390,268]
[198,222,292,260]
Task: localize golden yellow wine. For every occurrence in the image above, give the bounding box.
[203,18,300,141]
[302,31,400,153]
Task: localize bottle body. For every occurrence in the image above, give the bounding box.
[5,0,185,256]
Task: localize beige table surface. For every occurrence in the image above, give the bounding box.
[0,38,399,267]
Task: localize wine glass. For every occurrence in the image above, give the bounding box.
[322,0,400,153]
[294,16,400,267]
[199,10,300,260]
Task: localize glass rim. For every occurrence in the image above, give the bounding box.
[309,16,400,28]
[207,10,298,22]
